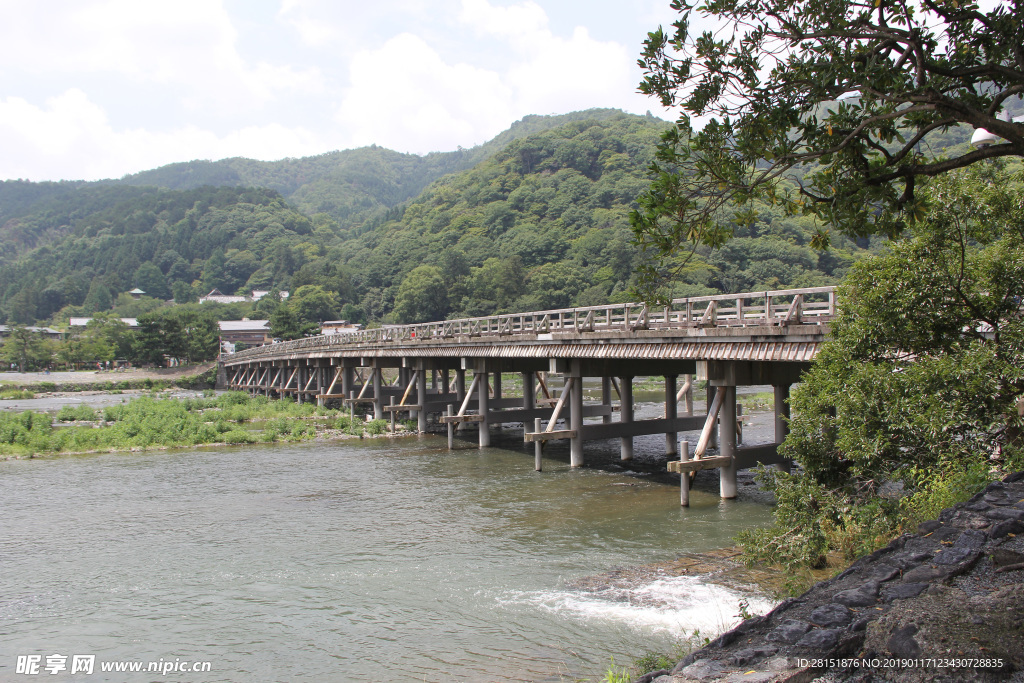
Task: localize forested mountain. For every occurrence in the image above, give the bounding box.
[0,109,873,329]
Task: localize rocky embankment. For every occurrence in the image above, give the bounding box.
[637,472,1024,683]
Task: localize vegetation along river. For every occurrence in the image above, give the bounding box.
[2,401,776,682]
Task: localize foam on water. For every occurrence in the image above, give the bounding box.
[506,574,775,638]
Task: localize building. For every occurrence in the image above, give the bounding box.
[199,289,250,305]
[68,317,139,329]
[0,325,63,340]
[199,289,290,305]
[219,320,272,353]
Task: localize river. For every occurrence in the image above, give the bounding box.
[2,415,775,681]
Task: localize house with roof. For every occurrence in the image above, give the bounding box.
[218,319,272,353]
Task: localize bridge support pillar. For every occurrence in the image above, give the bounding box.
[720,384,738,499]
[456,368,467,433]
[601,376,612,424]
[683,373,694,415]
[665,374,678,456]
[476,366,490,448]
[417,362,428,433]
[297,365,306,404]
[493,372,502,401]
[569,364,584,467]
[372,364,383,420]
[342,364,354,400]
[522,371,535,409]
[707,383,719,450]
[620,375,633,461]
[774,384,792,473]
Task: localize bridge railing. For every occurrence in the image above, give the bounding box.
[226,286,836,361]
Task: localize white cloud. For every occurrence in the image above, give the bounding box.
[0,0,672,180]
[0,90,324,181]
[335,33,514,153]
[0,0,323,113]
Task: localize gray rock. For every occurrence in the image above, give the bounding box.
[767,619,812,644]
[901,563,954,583]
[983,491,1013,506]
[893,551,933,569]
[882,583,928,601]
[932,547,977,565]
[868,563,900,581]
[952,528,988,549]
[990,548,1024,567]
[886,623,922,657]
[1003,471,1024,483]
[965,500,993,512]
[729,646,777,665]
[680,658,731,679]
[985,507,1024,522]
[834,580,881,607]
[989,519,1024,539]
[917,520,942,535]
[794,628,841,651]
[809,603,853,628]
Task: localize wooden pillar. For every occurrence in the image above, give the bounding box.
[342,365,354,399]
[372,365,383,420]
[522,371,535,409]
[569,367,584,467]
[707,383,719,450]
[441,368,450,397]
[276,362,285,398]
[683,373,694,415]
[720,385,737,499]
[317,365,326,407]
[665,374,678,456]
[416,363,428,433]
[601,376,612,424]
[493,372,502,400]
[680,440,691,507]
[456,368,467,434]
[477,367,490,448]
[774,384,792,473]
[620,375,633,461]
[296,365,305,404]
[456,369,466,402]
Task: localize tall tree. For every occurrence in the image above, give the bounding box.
[633,0,1024,290]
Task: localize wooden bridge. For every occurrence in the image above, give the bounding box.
[220,286,835,503]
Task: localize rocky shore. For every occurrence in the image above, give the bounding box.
[634,472,1024,683]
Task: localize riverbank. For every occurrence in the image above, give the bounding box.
[632,472,1024,683]
[0,363,218,394]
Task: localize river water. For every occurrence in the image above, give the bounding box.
[2,421,775,681]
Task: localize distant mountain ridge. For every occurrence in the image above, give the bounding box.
[0,109,871,328]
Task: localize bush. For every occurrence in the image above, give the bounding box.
[56,405,97,422]
[366,419,388,435]
[740,167,1024,570]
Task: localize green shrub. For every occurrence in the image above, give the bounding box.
[366,419,388,435]
[56,405,97,422]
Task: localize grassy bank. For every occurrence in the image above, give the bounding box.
[0,391,391,458]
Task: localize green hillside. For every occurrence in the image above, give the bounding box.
[0,109,872,329]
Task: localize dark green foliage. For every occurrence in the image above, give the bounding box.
[634,0,1024,277]
[1,110,870,327]
[740,165,1024,570]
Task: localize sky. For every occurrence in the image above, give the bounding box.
[0,0,679,182]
